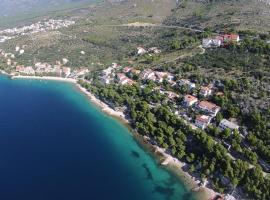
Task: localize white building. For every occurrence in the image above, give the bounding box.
[199,85,213,97]
[219,119,239,132]
[62,58,69,64]
[178,79,196,89]
[167,74,174,82]
[137,47,147,55]
[62,67,71,77]
[202,38,221,48]
[140,69,156,81]
[224,194,236,200]
[19,49,25,55]
[148,47,161,54]
[155,72,168,83]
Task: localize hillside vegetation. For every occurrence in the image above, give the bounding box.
[165,0,270,32]
[0,0,177,68]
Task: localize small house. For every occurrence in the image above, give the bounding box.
[199,85,213,97]
[219,119,239,132]
[178,79,196,90]
[183,95,198,107]
[195,115,212,129]
[198,101,220,116]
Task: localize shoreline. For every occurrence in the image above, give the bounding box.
[74,80,217,200]
[131,133,217,200]
[3,73,217,200]
[11,75,77,83]
[75,83,129,124]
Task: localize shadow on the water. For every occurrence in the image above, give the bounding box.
[182,192,196,200]
[153,185,175,200]
[163,173,178,186]
[142,163,154,181]
[130,150,140,158]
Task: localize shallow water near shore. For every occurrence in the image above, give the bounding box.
[0,75,195,200]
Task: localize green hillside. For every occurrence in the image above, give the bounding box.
[165,0,270,32]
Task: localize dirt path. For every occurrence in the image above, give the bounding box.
[99,22,204,32]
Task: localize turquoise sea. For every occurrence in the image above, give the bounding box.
[0,75,194,200]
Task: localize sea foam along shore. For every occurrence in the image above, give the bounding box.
[9,74,217,200]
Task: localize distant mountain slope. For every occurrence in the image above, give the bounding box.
[0,0,97,17]
[165,0,270,32]
[91,0,177,24]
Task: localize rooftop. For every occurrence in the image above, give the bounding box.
[198,101,219,110]
[196,115,211,123]
[184,95,198,102]
[220,119,239,130]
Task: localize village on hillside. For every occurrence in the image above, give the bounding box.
[98,61,240,137]
[79,31,269,200]
[0,19,75,43]
[0,24,269,200]
[0,32,262,150]
[0,48,89,79]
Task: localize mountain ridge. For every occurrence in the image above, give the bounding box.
[165,0,270,32]
[0,0,97,17]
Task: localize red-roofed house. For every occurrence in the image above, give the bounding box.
[117,73,126,81]
[117,73,135,85]
[183,95,198,107]
[123,67,132,73]
[223,34,240,42]
[120,77,135,85]
[16,65,25,72]
[213,34,240,45]
[198,101,220,116]
[195,115,212,129]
